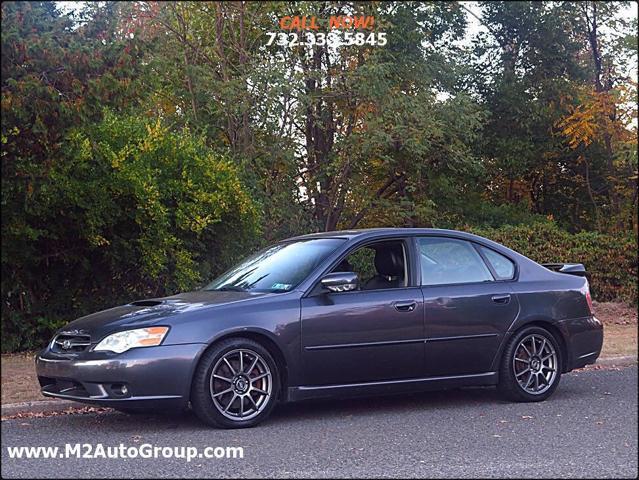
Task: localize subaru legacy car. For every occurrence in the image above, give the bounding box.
[36,228,603,428]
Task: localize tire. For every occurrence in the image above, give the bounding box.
[498,326,562,402]
[190,338,280,429]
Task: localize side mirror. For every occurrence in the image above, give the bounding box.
[320,272,359,293]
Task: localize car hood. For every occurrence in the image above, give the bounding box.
[58,290,267,341]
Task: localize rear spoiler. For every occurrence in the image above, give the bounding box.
[541,263,587,277]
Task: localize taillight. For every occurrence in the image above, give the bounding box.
[584,282,594,315]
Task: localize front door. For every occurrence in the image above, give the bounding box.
[300,239,425,386]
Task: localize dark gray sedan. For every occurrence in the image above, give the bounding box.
[36,228,603,428]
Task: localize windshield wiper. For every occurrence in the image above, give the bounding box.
[215,286,247,292]
[246,274,269,288]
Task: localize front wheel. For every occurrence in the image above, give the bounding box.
[191,338,280,429]
[498,326,562,402]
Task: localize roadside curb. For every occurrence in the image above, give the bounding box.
[2,356,636,417]
[595,355,637,367]
[1,399,84,417]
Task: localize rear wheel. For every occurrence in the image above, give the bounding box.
[191,338,280,429]
[498,326,562,402]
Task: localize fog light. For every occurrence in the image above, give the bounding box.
[111,384,128,397]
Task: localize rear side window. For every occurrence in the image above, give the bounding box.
[480,246,515,280]
[418,237,494,286]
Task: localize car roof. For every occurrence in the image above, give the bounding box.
[286,227,531,262]
[287,227,482,242]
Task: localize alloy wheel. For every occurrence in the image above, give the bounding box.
[512,333,558,395]
[209,348,272,421]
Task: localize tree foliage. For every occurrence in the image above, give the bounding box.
[2,110,257,352]
[468,1,637,232]
[471,222,637,304]
[1,1,637,351]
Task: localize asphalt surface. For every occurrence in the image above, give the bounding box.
[2,366,637,479]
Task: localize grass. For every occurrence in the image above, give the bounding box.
[1,352,48,405]
[602,324,638,357]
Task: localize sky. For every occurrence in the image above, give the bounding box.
[460,0,638,80]
[56,0,637,81]
[57,2,639,41]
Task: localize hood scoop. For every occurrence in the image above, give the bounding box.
[130,299,165,307]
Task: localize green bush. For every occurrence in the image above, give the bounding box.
[1,112,258,353]
[438,199,552,230]
[469,222,637,304]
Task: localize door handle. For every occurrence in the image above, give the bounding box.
[491,294,511,305]
[394,301,417,312]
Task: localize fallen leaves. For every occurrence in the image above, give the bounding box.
[577,364,625,372]
[1,406,112,421]
[592,302,638,326]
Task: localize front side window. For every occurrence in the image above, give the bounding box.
[480,246,515,280]
[418,237,493,286]
[205,238,345,293]
[330,240,407,290]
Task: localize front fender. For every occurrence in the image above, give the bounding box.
[165,293,302,402]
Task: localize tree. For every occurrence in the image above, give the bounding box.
[2,111,257,352]
[2,1,637,351]
[467,1,637,232]
[278,1,483,230]
[557,1,638,231]
[1,3,258,351]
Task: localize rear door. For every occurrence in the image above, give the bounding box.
[417,236,519,376]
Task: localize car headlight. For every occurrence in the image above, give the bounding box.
[93,327,169,353]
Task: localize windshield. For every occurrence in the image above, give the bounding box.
[205,238,346,293]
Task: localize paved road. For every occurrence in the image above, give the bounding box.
[2,366,637,478]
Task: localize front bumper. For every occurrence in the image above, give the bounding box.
[35,343,207,409]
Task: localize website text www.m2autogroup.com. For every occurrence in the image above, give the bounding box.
[6,443,244,462]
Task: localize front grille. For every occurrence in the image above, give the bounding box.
[51,333,91,354]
